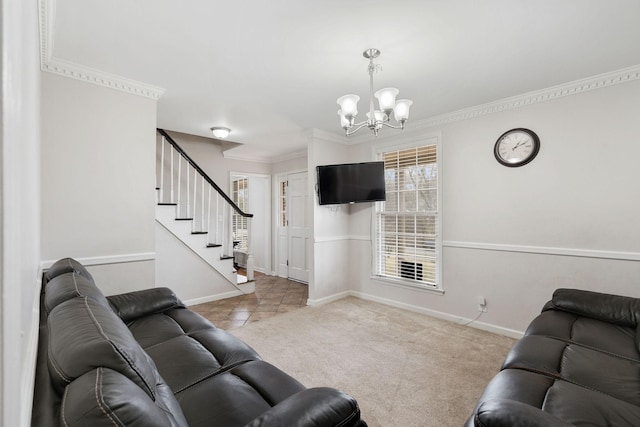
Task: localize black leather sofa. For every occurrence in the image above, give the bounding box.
[32,258,366,427]
[466,288,640,426]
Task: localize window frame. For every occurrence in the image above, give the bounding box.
[371,135,443,293]
[231,176,249,252]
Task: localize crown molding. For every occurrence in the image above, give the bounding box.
[347,64,640,145]
[222,151,272,164]
[38,0,165,100]
[304,128,350,145]
[269,148,308,164]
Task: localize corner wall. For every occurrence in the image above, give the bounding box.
[1,0,41,424]
[40,73,157,295]
[307,133,351,303]
[347,78,640,335]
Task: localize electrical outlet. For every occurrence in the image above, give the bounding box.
[477,296,487,313]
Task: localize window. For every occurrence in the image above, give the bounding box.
[231,176,248,252]
[279,179,287,227]
[374,143,440,289]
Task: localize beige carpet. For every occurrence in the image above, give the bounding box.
[231,297,516,427]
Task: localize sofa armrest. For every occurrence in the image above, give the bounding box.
[107,287,185,322]
[474,399,573,427]
[544,288,640,327]
[244,387,364,427]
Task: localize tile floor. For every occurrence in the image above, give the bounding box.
[189,273,309,330]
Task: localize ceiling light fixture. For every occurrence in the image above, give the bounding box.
[210,126,231,139]
[337,48,413,136]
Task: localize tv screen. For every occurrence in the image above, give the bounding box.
[316,161,386,205]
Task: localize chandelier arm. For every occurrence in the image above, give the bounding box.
[345,122,370,136]
[380,122,405,130]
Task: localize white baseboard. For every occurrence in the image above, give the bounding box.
[183,290,242,306]
[308,289,524,339]
[307,291,352,307]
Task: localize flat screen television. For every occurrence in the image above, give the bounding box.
[316,161,386,205]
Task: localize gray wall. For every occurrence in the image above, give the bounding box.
[346,78,640,335]
[40,73,157,294]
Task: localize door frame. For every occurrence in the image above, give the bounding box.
[229,171,272,274]
[273,169,308,280]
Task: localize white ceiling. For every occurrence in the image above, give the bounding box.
[49,0,640,160]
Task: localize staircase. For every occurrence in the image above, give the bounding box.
[155,129,255,293]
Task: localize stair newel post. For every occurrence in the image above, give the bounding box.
[246,217,254,281]
[159,136,165,203]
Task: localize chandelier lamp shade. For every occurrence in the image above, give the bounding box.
[210,126,231,139]
[337,48,413,136]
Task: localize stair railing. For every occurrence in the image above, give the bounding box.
[156,128,255,281]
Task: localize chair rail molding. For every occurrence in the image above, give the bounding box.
[443,241,640,262]
[38,0,165,100]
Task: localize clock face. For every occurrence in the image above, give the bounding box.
[494,128,540,167]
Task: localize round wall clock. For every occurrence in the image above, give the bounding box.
[494,128,540,167]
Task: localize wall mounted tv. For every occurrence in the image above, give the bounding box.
[316,161,386,205]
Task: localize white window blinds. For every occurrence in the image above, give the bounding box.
[231,177,249,252]
[375,144,439,287]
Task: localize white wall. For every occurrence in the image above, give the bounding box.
[347,78,640,334]
[40,73,157,295]
[155,223,242,304]
[307,136,351,303]
[1,0,41,425]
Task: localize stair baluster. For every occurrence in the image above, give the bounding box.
[156,129,254,285]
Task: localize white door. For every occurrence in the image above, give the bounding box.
[287,171,309,283]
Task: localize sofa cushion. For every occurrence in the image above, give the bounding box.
[107,287,184,322]
[472,369,640,426]
[502,335,640,406]
[174,360,306,427]
[45,272,110,314]
[127,308,261,392]
[47,296,161,399]
[61,368,188,427]
[45,257,94,284]
[525,309,640,361]
[545,288,640,327]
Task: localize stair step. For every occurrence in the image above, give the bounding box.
[175,218,194,221]
[191,231,207,235]
[158,202,177,206]
[220,255,234,260]
[206,243,222,248]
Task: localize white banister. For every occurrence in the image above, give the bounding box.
[159,136,165,203]
[186,163,190,218]
[177,154,182,215]
[201,176,205,231]
[192,168,197,232]
[207,185,212,238]
[170,143,174,203]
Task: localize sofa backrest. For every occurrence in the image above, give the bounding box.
[42,258,188,427]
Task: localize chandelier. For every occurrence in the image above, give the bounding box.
[337,48,413,136]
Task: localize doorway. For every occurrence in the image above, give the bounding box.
[230,172,271,275]
[276,171,309,283]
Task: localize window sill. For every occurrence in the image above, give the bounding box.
[370,275,445,295]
